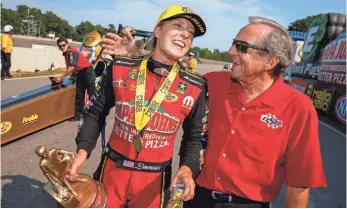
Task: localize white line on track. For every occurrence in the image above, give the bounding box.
[1,74,61,80]
[319,120,346,137]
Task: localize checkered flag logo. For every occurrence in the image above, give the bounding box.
[260,114,283,129]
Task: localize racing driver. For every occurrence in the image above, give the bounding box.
[66,4,209,208]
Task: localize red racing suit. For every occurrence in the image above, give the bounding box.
[63,47,96,116]
[75,56,208,207]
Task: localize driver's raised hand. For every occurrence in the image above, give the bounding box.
[101,27,138,56]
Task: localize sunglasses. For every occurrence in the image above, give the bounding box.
[232,39,269,53]
[58,44,66,48]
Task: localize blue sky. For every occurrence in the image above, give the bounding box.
[4,0,346,51]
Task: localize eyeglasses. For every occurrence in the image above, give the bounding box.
[232,39,269,53]
[58,44,66,48]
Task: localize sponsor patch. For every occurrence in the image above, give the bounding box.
[182,7,193,13]
[114,60,136,66]
[183,75,203,86]
[130,84,137,91]
[202,115,208,123]
[1,121,12,135]
[135,163,161,171]
[176,82,188,94]
[182,96,194,109]
[23,114,39,125]
[164,93,178,102]
[96,83,101,91]
[115,101,180,134]
[123,160,135,168]
[94,76,102,88]
[335,96,346,124]
[128,69,138,80]
[260,113,283,129]
[154,68,170,77]
[113,79,128,88]
[114,101,179,149]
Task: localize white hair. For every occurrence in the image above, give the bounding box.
[248,16,293,75]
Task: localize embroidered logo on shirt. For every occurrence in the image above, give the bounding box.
[260,113,283,129]
[154,68,170,77]
[113,79,128,88]
[182,96,194,109]
[128,69,138,80]
[164,93,178,102]
[176,82,188,94]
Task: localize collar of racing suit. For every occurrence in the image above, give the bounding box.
[147,56,173,77]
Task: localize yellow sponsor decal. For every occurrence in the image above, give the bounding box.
[23,114,39,125]
[312,89,333,112]
[164,93,178,102]
[1,121,12,135]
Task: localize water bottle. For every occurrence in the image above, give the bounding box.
[167,183,185,208]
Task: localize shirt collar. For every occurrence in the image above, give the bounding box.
[228,76,289,107]
[147,56,173,77]
[261,76,289,107]
[228,78,243,94]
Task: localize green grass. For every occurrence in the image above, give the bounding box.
[12,68,64,78]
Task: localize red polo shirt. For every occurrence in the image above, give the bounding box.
[196,72,327,202]
[64,47,92,69]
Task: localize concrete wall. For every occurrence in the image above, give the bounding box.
[11,47,66,72]
[1,34,83,72]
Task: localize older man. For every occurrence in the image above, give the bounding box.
[184,16,327,208]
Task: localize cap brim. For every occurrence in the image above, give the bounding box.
[163,13,206,37]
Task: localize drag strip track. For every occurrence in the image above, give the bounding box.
[1,76,53,99]
[1,65,346,207]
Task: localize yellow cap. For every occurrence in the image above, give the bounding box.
[156,5,206,37]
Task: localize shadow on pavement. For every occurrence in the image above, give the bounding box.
[1,175,57,208]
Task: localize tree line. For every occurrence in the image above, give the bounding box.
[2,4,316,62]
[1,5,117,41]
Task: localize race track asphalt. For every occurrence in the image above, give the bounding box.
[1,64,346,207]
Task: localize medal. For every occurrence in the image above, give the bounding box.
[132,134,143,152]
[132,53,180,153]
[135,53,180,131]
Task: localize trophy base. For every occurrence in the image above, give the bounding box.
[43,183,79,208]
[43,174,107,208]
[74,174,107,208]
[90,181,108,208]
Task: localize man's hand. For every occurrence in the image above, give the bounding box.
[65,149,88,182]
[170,166,195,201]
[54,75,63,83]
[285,185,309,207]
[101,27,138,56]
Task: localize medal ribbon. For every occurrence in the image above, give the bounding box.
[135,54,180,131]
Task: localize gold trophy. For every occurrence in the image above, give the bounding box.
[35,146,107,208]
